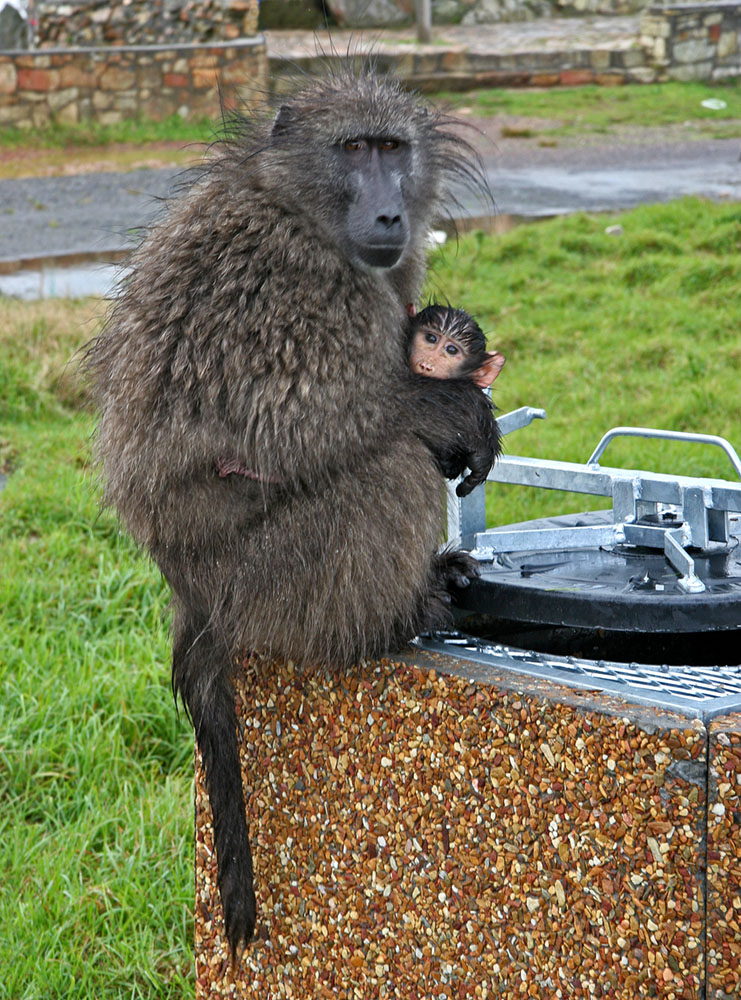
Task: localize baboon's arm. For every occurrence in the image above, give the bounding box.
[403,373,501,496]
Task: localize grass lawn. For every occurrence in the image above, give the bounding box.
[0,113,217,152]
[1,196,740,997]
[441,79,741,139]
[1,299,193,998]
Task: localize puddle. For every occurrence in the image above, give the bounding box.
[0,260,125,300]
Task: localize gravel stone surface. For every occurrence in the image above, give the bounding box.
[195,649,710,999]
[708,714,741,1000]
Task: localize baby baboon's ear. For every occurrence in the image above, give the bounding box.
[473,352,506,389]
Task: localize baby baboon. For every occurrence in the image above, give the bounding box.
[408,302,505,388]
[85,69,500,959]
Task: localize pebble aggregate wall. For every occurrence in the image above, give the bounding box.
[192,649,741,998]
[0,35,266,127]
[640,1,741,80]
[708,714,741,1000]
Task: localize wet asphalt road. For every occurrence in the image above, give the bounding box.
[0,136,739,266]
[0,167,187,263]
[484,138,741,217]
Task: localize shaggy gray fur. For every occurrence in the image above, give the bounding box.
[85,67,499,958]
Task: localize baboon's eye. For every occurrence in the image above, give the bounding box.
[344,139,365,153]
[445,343,460,356]
[424,332,438,345]
[380,140,400,152]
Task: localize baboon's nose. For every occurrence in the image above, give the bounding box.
[377,213,402,230]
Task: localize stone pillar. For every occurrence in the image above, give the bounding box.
[0,1,29,49]
[641,2,741,82]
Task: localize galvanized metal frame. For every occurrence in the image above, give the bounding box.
[433,408,741,705]
[448,407,741,595]
[414,631,741,722]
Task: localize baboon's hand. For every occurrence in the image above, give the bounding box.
[436,548,480,589]
[455,428,498,497]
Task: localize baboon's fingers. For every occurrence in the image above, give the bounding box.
[456,461,490,497]
[437,549,480,589]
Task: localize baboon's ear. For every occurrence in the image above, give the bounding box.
[272,105,295,138]
[473,352,506,389]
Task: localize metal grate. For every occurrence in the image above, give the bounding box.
[415,631,741,721]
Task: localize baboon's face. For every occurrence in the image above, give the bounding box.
[409,327,469,379]
[335,136,412,270]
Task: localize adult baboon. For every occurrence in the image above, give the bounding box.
[85,68,499,959]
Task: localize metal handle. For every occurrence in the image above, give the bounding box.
[587,426,741,480]
[497,406,547,437]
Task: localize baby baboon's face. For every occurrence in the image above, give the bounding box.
[409,326,469,379]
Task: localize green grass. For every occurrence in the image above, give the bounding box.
[2,197,740,996]
[2,80,740,153]
[441,79,741,136]
[0,300,193,998]
[426,196,741,522]
[0,112,216,150]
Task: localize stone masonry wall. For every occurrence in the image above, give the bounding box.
[0,36,266,127]
[31,0,258,48]
[327,0,652,24]
[641,1,741,80]
[268,45,654,95]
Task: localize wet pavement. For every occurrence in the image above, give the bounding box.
[1,132,738,296]
[0,168,184,265]
[479,137,741,217]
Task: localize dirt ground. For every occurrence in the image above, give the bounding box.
[1,113,739,181]
[0,141,195,181]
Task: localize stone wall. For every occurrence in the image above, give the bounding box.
[269,44,653,94]
[30,0,258,48]
[0,36,266,127]
[641,1,741,80]
[327,0,554,23]
[326,0,650,23]
[552,0,644,14]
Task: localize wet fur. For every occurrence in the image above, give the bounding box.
[85,68,499,958]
